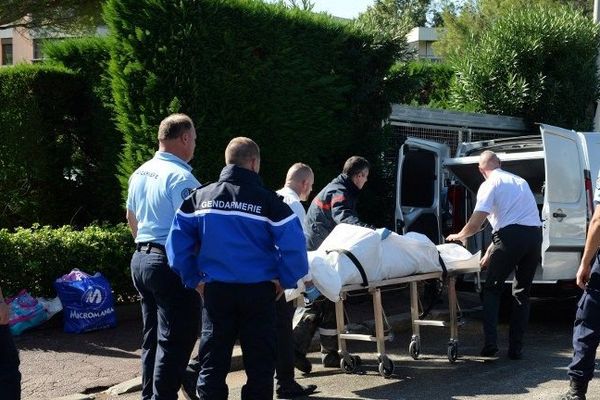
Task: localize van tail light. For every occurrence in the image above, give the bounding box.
[584,169,594,221]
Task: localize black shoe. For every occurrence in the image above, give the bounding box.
[321,352,341,368]
[180,368,199,400]
[560,379,588,400]
[507,348,522,360]
[276,383,317,399]
[480,344,499,357]
[294,351,312,374]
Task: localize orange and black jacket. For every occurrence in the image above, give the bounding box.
[305,173,372,251]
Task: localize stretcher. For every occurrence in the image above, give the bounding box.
[334,265,481,378]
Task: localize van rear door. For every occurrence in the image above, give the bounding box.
[395,138,449,244]
[540,124,588,280]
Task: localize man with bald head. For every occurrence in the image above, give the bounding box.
[167,138,309,400]
[274,163,317,398]
[447,150,541,360]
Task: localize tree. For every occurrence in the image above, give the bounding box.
[434,0,592,58]
[0,0,102,33]
[449,5,600,130]
[276,0,314,11]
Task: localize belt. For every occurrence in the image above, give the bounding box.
[136,242,166,255]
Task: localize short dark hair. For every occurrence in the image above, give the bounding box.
[157,113,194,141]
[225,137,260,166]
[342,156,370,177]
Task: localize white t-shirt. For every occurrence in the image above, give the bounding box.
[277,186,307,234]
[474,169,541,232]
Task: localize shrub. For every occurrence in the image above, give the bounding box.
[449,5,600,130]
[387,60,455,108]
[104,0,397,226]
[0,224,135,301]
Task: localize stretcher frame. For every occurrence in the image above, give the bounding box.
[334,266,480,377]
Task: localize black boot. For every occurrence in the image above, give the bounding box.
[560,379,588,400]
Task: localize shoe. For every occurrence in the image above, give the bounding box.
[321,351,341,368]
[560,379,588,400]
[180,368,199,400]
[294,351,312,374]
[507,348,522,360]
[276,383,317,399]
[480,344,499,357]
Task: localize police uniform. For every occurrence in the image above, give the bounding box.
[475,168,542,357]
[166,165,308,400]
[0,288,20,400]
[126,151,201,400]
[565,173,600,390]
[294,173,372,367]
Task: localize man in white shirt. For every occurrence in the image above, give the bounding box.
[274,163,317,399]
[447,150,541,360]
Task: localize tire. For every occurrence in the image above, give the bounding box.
[378,355,394,378]
[409,340,420,360]
[448,343,458,363]
[340,355,357,374]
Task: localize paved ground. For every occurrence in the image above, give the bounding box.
[14,287,596,400]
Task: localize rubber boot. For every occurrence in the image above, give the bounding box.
[560,379,588,400]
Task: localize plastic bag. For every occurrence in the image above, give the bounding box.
[7,290,48,335]
[54,269,117,333]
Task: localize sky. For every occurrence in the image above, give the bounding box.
[310,0,375,19]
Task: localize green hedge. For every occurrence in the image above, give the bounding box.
[387,60,455,108]
[0,61,124,229]
[0,224,135,301]
[104,0,398,226]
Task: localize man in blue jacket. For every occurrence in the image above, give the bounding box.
[166,137,309,400]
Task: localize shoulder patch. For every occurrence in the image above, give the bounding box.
[181,187,194,200]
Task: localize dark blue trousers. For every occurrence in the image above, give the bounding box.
[196,281,277,400]
[0,324,21,400]
[568,255,600,383]
[275,296,295,392]
[131,250,200,400]
[482,225,541,351]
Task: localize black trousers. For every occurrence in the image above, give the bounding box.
[130,250,200,400]
[0,324,20,400]
[275,296,295,391]
[293,297,338,359]
[196,281,277,400]
[482,224,541,351]
[568,254,600,383]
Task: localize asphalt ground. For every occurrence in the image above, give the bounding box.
[15,287,597,400]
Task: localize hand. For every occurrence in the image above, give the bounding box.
[576,263,592,290]
[271,280,284,300]
[0,301,9,326]
[304,284,322,303]
[446,233,466,246]
[479,252,491,270]
[195,282,205,298]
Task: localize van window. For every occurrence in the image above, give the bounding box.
[545,134,582,203]
[401,150,436,207]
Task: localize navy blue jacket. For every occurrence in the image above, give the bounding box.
[305,173,372,251]
[166,164,308,289]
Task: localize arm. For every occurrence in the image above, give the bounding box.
[126,209,138,239]
[577,206,600,289]
[0,287,8,326]
[331,194,372,228]
[166,200,204,290]
[270,203,310,289]
[446,211,489,244]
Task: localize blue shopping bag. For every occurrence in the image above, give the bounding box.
[54,269,117,333]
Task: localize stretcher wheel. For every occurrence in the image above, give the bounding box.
[378,355,394,378]
[408,340,420,360]
[340,355,358,374]
[447,343,458,363]
[351,355,362,366]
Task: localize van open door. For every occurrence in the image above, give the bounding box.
[540,124,588,280]
[395,138,449,244]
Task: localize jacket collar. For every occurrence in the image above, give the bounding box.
[219,164,263,186]
[333,173,360,195]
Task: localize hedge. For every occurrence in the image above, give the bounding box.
[0,224,135,301]
[0,60,126,229]
[104,0,398,226]
[387,60,455,108]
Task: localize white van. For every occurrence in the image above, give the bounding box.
[395,124,600,295]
